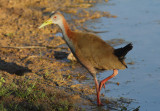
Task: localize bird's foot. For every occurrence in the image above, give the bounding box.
[99,81,106,92]
[98,102,104,106]
[97,99,104,106]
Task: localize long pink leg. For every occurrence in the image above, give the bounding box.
[99,69,118,94]
[93,77,103,106]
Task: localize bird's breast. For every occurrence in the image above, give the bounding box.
[63,33,76,53]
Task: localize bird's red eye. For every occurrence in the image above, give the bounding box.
[54,16,57,19]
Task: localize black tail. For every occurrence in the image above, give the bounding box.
[114,43,133,60]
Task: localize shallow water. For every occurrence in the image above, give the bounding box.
[86,0,160,110]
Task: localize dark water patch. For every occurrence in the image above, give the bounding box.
[54,51,69,59]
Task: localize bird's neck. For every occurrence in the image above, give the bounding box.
[58,17,75,52]
[58,17,72,40]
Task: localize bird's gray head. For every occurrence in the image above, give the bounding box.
[39,11,64,28]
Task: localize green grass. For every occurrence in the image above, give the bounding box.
[0,76,78,111]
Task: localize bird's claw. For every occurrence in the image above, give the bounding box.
[98,103,104,106]
[99,82,106,91]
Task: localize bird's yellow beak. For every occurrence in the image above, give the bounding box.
[39,18,53,29]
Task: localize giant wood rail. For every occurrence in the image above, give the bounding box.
[39,11,133,106]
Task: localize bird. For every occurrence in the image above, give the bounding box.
[39,11,133,106]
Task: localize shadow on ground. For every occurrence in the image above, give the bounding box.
[0,57,31,76]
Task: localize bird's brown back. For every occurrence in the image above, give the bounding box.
[69,31,126,70]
